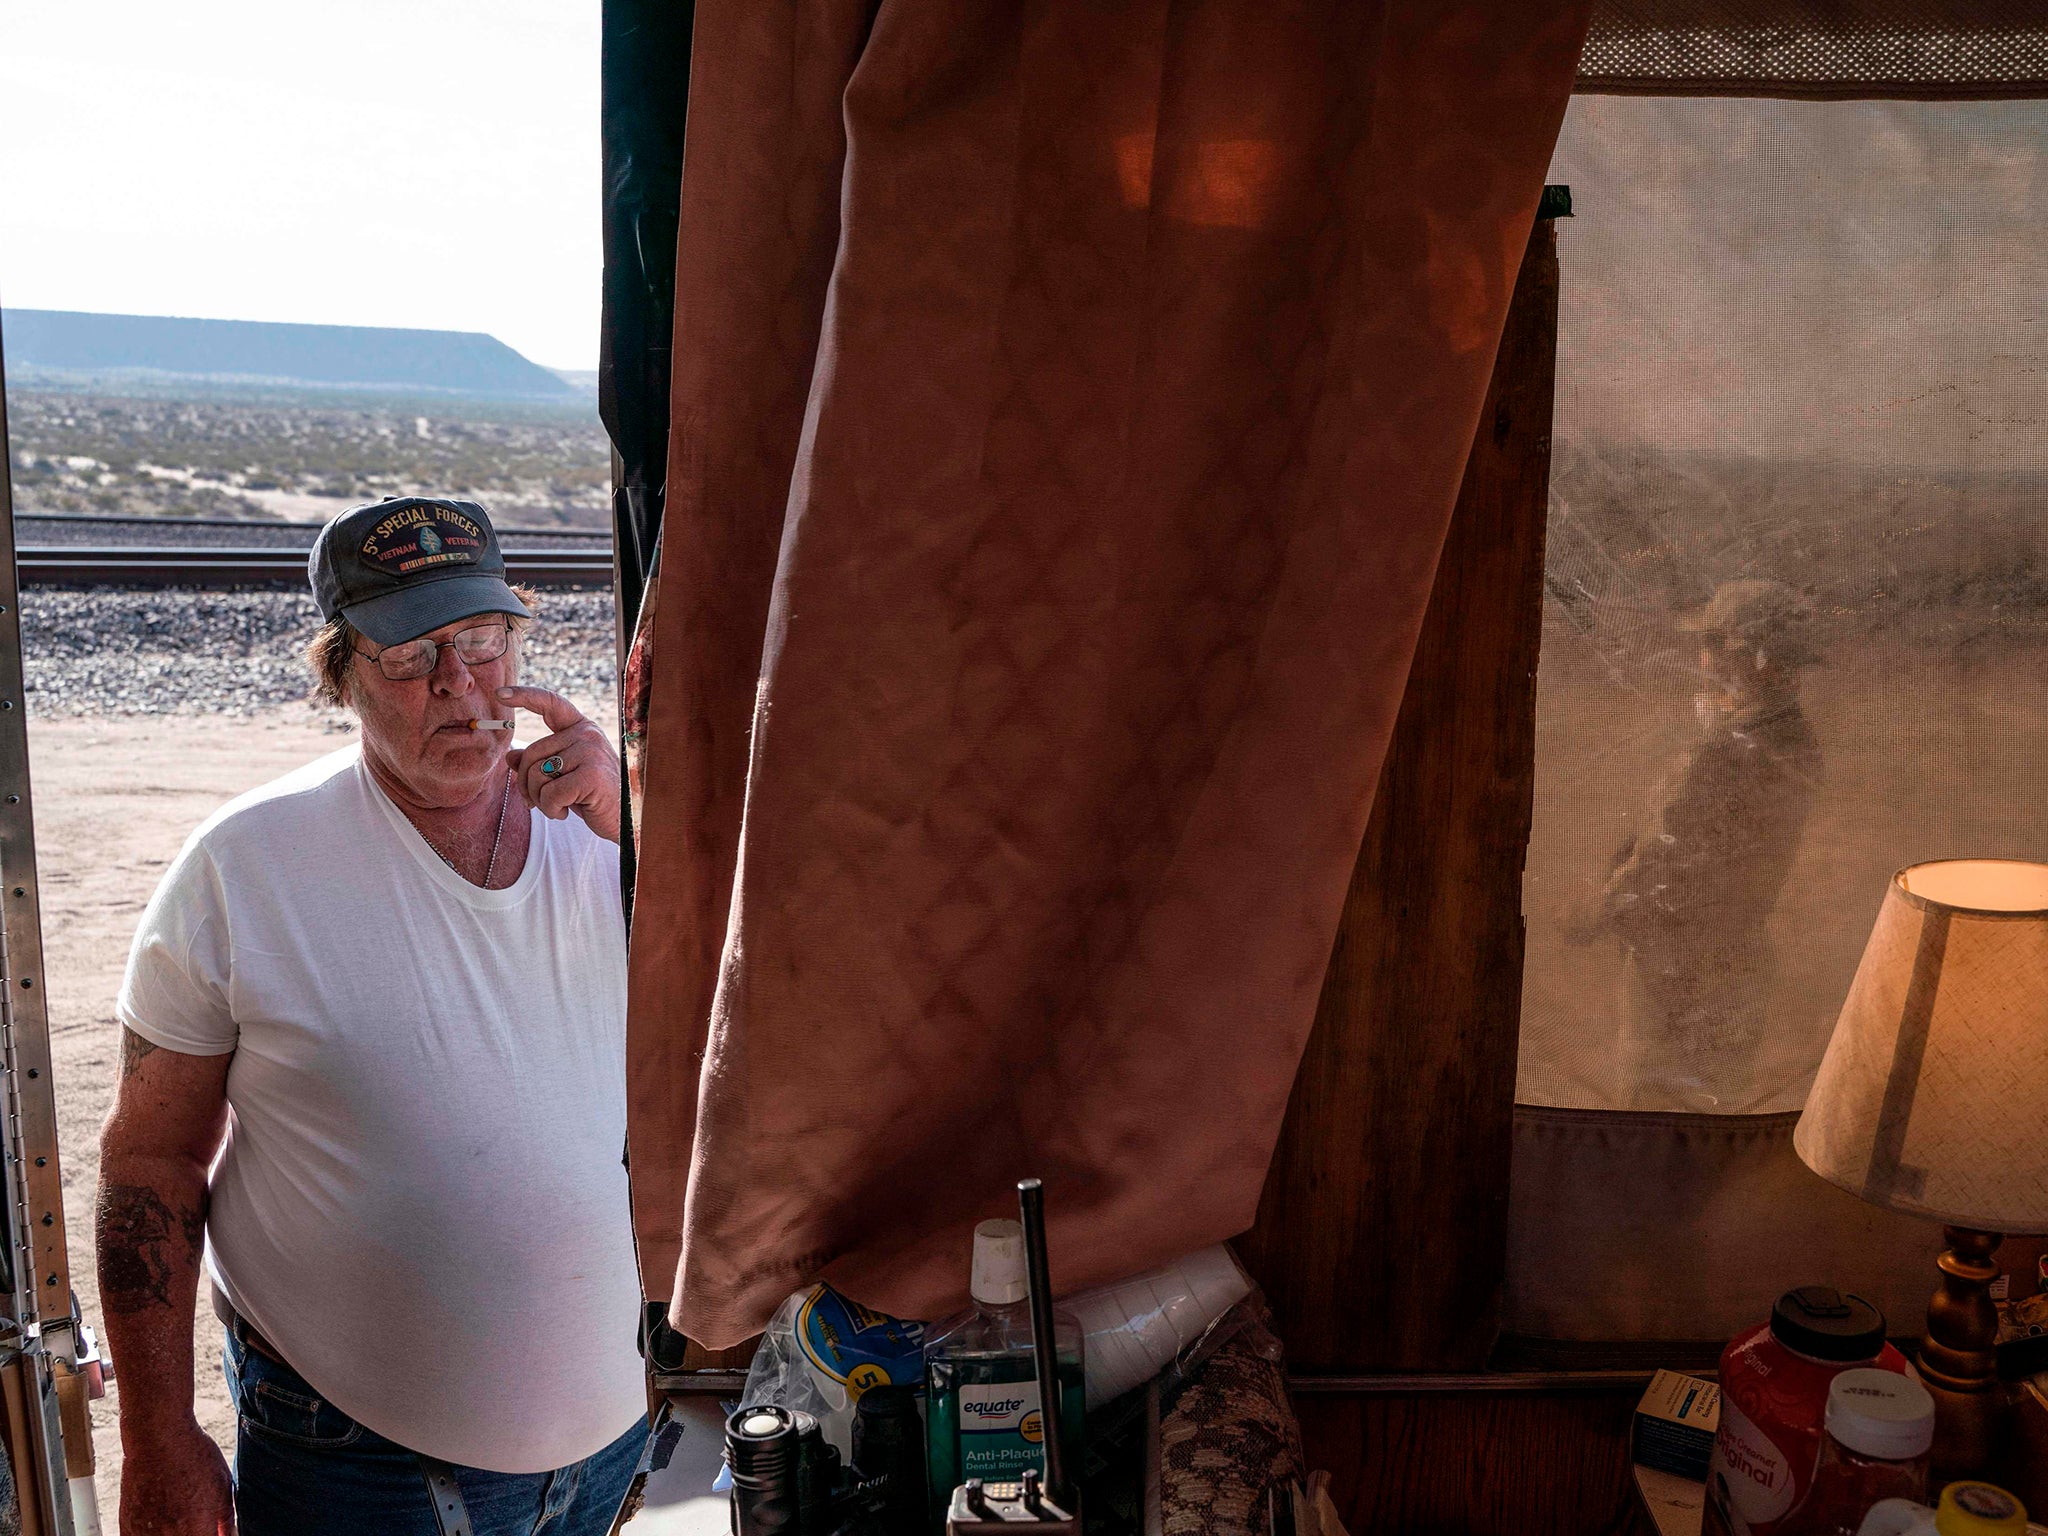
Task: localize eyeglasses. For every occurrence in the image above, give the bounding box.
[354,621,512,682]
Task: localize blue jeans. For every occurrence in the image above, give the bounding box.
[225,1329,647,1535]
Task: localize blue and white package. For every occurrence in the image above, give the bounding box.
[740,1283,926,1456]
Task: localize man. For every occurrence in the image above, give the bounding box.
[96,498,647,1535]
[1567,578,1824,1109]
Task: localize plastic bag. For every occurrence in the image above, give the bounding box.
[740,1282,926,1456]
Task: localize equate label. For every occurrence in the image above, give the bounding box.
[1708,1395,1796,1530]
[958,1381,1044,1477]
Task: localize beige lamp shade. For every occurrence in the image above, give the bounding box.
[1795,859,2048,1233]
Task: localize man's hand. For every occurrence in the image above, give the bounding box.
[119,1416,234,1535]
[498,686,622,843]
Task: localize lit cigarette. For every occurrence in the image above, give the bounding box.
[468,718,514,731]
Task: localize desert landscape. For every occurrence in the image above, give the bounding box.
[8,382,610,529]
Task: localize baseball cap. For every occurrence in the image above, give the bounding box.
[309,497,531,646]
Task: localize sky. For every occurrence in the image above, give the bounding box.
[0,0,602,370]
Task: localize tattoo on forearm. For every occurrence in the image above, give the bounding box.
[119,1029,160,1077]
[96,1182,203,1315]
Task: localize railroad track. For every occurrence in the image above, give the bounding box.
[16,511,609,541]
[13,546,615,587]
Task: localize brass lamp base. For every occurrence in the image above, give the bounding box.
[1919,1225,2004,1480]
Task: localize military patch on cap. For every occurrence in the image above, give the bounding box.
[359,503,486,576]
[310,494,527,645]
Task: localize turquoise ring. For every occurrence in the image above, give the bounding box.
[540,756,565,777]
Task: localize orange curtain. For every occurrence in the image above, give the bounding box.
[627,0,1592,1348]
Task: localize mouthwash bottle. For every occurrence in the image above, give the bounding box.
[923,1219,1085,1532]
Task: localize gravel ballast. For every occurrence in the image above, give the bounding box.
[20,586,619,717]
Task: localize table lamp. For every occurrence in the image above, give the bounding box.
[1794,858,2048,1478]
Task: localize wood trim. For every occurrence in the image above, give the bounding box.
[0,1353,53,1536]
[1290,1370,1652,1394]
[1238,216,1561,1371]
[653,1366,1658,1398]
[1299,1388,1657,1536]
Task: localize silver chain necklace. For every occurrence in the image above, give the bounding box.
[405,770,515,889]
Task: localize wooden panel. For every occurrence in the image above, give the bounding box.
[677,1335,759,1372]
[0,1355,54,1536]
[1238,218,1560,1370]
[1298,1388,1657,1536]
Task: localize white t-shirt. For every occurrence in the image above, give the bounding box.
[117,746,646,1473]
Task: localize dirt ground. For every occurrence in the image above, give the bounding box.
[30,699,611,1523]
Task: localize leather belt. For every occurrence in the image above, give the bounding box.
[209,1283,288,1368]
[417,1455,476,1536]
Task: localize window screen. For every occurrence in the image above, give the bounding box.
[1578,2,2048,99]
[1517,96,2048,1114]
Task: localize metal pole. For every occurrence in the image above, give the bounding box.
[0,307,87,1532]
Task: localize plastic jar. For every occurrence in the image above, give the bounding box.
[1799,1368,1935,1535]
[1852,1481,2027,1536]
[1705,1287,1910,1536]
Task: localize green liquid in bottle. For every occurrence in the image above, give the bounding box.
[925,1344,1085,1533]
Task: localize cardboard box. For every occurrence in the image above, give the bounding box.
[1632,1464,1704,1536]
[1633,1370,1720,1483]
